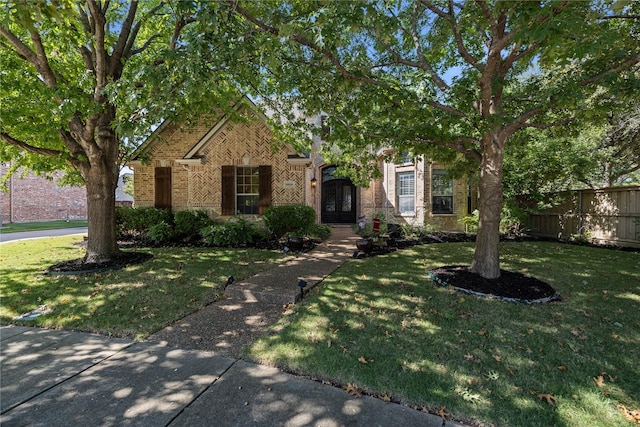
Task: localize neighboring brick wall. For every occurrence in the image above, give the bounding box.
[1,165,87,223]
[133,113,306,217]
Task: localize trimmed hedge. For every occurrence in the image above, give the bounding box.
[262,205,316,237]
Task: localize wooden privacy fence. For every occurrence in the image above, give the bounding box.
[527,186,640,248]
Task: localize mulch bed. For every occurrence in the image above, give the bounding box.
[428,265,560,304]
[44,251,154,275]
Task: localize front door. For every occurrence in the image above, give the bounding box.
[321,167,356,224]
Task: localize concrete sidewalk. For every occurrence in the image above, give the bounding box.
[0,326,462,426]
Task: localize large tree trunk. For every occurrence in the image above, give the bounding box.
[469,132,505,279]
[84,166,120,263]
[82,114,122,264]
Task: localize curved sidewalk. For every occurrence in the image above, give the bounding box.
[149,226,361,355]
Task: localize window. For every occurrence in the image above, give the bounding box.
[432,169,453,214]
[397,171,415,214]
[221,165,272,215]
[236,166,259,214]
[397,151,413,165]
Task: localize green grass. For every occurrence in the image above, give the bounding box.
[0,220,87,233]
[0,235,290,339]
[244,241,640,427]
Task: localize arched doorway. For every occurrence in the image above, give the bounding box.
[320,166,356,224]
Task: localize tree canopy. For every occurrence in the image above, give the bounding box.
[0,1,247,262]
[226,0,640,278]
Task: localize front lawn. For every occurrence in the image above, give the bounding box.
[245,241,640,427]
[0,236,290,339]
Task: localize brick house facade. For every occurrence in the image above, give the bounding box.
[129,109,310,217]
[0,164,87,223]
[131,104,476,231]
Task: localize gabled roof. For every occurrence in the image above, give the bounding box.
[130,97,309,165]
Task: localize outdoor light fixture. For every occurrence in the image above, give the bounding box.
[224,275,234,290]
[298,279,308,300]
[310,177,317,187]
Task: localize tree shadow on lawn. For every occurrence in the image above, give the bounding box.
[245,242,639,427]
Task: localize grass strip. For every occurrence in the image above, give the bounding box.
[0,220,87,233]
[245,241,640,427]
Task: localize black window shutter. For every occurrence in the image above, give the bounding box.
[258,165,272,215]
[221,165,235,215]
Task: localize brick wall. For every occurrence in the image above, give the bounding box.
[132,113,306,217]
[1,164,87,223]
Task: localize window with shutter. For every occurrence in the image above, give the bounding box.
[220,165,272,215]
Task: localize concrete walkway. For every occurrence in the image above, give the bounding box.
[149,226,361,355]
[1,226,468,426]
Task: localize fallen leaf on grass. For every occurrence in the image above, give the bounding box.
[557,365,568,371]
[538,393,557,406]
[594,375,606,388]
[619,404,640,424]
[492,354,501,362]
[358,356,368,364]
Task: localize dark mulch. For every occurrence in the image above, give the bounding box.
[44,251,154,275]
[429,265,559,303]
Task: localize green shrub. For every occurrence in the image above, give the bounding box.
[308,224,332,241]
[116,207,173,238]
[115,206,139,238]
[146,221,175,244]
[461,210,479,233]
[201,218,257,247]
[400,224,436,240]
[263,205,316,237]
[174,210,210,239]
[460,207,527,236]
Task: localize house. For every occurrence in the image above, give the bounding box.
[115,173,134,207]
[0,164,87,223]
[130,103,475,231]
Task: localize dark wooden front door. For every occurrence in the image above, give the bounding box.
[321,169,356,223]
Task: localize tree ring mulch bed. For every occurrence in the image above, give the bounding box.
[428,265,560,304]
[44,251,154,276]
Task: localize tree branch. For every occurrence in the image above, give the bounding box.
[86,0,108,99]
[582,52,640,86]
[447,0,482,71]
[414,135,482,161]
[110,0,138,76]
[1,132,65,158]
[124,3,166,59]
[0,24,59,88]
[386,3,450,91]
